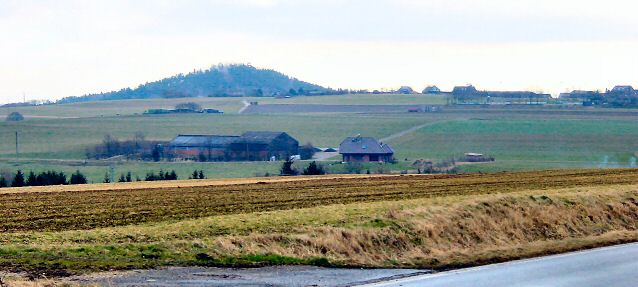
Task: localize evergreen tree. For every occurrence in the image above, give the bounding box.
[70,170,88,185]
[12,170,25,187]
[192,170,199,179]
[145,172,158,181]
[0,177,7,188]
[302,161,326,175]
[103,172,111,183]
[169,170,178,180]
[118,174,127,182]
[26,171,38,186]
[198,170,205,179]
[280,158,298,176]
[151,145,162,162]
[126,172,132,182]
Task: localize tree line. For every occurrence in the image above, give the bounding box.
[103,170,205,183]
[0,170,88,188]
[86,133,168,161]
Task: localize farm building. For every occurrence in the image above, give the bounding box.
[397,86,415,94]
[422,85,441,94]
[451,85,550,105]
[463,153,495,162]
[169,131,299,161]
[339,136,394,163]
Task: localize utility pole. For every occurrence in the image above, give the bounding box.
[15,131,19,160]
[109,164,115,183]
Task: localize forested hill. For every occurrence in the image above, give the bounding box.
[58,64,333,103]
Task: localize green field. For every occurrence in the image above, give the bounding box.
[0,94,447,118]
[1,94,638,181]
[392,118,638,171]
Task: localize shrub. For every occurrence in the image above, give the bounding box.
[302,161,326,175]
[345,163,364,174]
[6,112,24,122]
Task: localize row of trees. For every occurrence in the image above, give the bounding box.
[104,169,191,183]
[0,170,87,188]
[86,133,167,161]
[0,168,209,187]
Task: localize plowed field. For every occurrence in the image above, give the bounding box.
[3,169,638,232]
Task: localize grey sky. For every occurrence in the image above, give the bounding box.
[1,0,638,103]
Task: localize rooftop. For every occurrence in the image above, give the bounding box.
[339,136,394,155]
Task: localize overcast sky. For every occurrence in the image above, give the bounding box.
[2,0,638,103]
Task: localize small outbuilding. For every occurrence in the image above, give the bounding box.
[339,136,394,163]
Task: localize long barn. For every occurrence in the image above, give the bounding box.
[169,131,299,161]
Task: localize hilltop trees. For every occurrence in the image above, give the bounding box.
[57,64,332,103]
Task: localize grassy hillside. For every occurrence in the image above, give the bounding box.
[0,114,428,159]
[1,96,638,179]
[392,118,638,170]
[1,170,637,277]
[0,94,447,118]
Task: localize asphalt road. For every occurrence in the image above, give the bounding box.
[362,243,638,287]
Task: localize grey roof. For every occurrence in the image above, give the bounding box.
[339,137,394,155]
[423,86,441,92]
[169,135,239,147]
[611,85,635,93]
[238,131,289,144]
[169,131,296,147]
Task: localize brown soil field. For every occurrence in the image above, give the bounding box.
[1,169,638,278]
[2,169,638,233]
[0,174,393,195]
